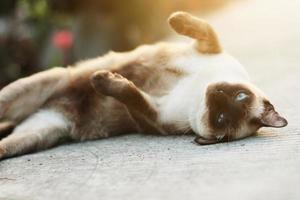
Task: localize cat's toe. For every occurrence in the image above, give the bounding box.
[91,70,113,82]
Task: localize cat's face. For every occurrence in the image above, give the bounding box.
[194,82,288,145]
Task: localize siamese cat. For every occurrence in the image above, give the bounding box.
[0,12,287,160]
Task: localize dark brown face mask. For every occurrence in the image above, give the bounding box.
[194,101,288,146]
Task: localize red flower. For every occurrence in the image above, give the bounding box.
[52,30,74,50]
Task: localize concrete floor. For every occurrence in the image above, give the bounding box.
[1,0,300,199]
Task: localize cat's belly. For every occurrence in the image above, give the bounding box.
[46,89,138,141]
[74,98,138,141]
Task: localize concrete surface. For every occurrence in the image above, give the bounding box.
[1,0,300,199]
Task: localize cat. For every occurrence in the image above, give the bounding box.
[0,12,287,159]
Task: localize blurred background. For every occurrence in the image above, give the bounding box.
[0,0,232,88]
[1,1,300,199]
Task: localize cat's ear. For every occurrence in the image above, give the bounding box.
[168,11,222,54]
[260,103,288,128]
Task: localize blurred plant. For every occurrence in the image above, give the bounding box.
[0,0,73,87]
[52,30,73,65]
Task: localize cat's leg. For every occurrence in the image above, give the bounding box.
[90,70,167,134]
[0,109,71,160]
[0,67,70,123]
[0,121,15,139]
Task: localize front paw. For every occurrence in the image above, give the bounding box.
[91,70,135,97]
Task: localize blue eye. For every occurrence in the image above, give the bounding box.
[236,92,248,101]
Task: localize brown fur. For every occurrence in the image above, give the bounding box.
[91,71,166,134]
[0,12,287,159]
[168,11,222,54]
[0,67,70,122]
[195,82,258,144]
[45,72,137,141]
[0,121,15,139]
[206,82,255,132]
[41,46,183,142]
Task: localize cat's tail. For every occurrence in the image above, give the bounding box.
[0,67,70,123]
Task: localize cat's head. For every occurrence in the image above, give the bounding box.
[168,12,287,144]
[193,82,287,145]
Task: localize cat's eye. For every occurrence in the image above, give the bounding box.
[235,92,248,101]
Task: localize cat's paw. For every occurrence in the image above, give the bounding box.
[91,70,135,97]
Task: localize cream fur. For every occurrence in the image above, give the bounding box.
[157,44,262,138]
